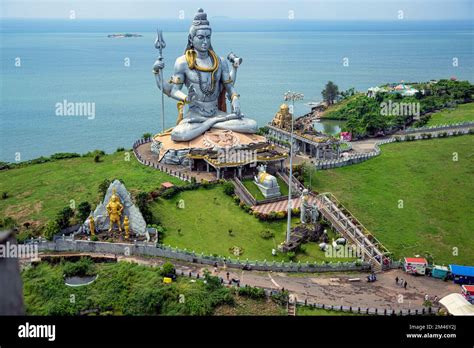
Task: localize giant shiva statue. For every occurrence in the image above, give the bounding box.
[152,8,258,142]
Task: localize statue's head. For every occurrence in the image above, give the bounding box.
[187,8,213,52]
[280,104,289,115]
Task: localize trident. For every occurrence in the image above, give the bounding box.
[154,30,166,132]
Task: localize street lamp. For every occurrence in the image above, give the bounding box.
[283,91,304,243]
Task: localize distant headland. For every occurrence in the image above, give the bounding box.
[107,33,142,38]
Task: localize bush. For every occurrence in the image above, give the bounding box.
[0,216,17,229]
[160,262,176,277]
[223,181,235,196]
[237,286,266,299]
[98,179,111,197]
[50,152,81,160]
[142,133,152,140]
[2,191,8,199]
[56,207,74,229]
[116,147,125,152]
[16,229,34,244]
[93,154,101,163]
[271,290,289,306]
[62,257,96,277]
[136,192,153,224]
[43,220,60,241]
[287,251,296,261]
[260,230,275,239]
[77,201,92,222]
[83,149,106,158]
[0,161,10,170]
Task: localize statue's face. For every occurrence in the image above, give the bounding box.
[192,29,211,52]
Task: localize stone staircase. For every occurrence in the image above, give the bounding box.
[316,193,390,272]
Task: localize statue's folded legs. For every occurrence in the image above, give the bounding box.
[171,111,258,142]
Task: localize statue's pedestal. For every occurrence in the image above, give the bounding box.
[254,181,281,199]
[152,128,268,165]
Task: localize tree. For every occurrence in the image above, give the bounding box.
[77,201,92,222]
[98,179,111,197]
[321,81,339,105]
[136,192,153,224]
[44,220,60,240]
[142,133,152,140]
[56,207,74,229]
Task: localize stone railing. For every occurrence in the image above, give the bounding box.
[132,138,193,182]
[316,126,473,170]
[404,121,474,134]
[294,300,439,316]
[315,137,391,170]
[35,238,370,273]
[232,177,257,206]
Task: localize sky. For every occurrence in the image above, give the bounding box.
[1,0,473,20]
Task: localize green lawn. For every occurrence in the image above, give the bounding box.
[241,177,289,201]
[151,185,353,263]
[307,135,474,265]
[427,102,474,126]
[0,152,181,227]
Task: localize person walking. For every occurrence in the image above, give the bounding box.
[395,276,399,285]
[226,272,230,281]
[404,280,408,289]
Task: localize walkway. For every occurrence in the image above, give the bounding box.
[252,195,317,214]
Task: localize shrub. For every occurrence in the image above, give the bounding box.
[93,154,101,163]
[0,216,17,229]
[98,179,111,197]
[43,220,60,241]
[16,229,34,244]
[160,262,176,277]
[50,152,81,160]
[62,257,96,277]
[142,133,153,140]
[237,286,266,299]
[287,251,296,261]
[56,207,74,229]
[2,191,8,199]
[271,290,289,306]
[223,181,235,196]
[136,192,153,224]
[83,149,106,158]
[116,147,125,152]
[0,161,10,170]
[260,230,275,240]
[77,201,92,222]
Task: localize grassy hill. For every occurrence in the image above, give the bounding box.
[0,151,181,228]
[427,102,474,126]
[307,135,474,265]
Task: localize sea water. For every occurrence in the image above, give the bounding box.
[1,19,473,161]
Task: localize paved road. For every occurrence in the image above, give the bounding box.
[37,252,460,311]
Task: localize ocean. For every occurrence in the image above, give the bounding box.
[1,19,473,162]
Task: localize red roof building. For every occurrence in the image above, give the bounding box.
[404,257,428,264]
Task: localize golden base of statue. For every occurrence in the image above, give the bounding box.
[153,128,267,163]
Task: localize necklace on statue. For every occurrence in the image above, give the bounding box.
[196,55,216,97]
